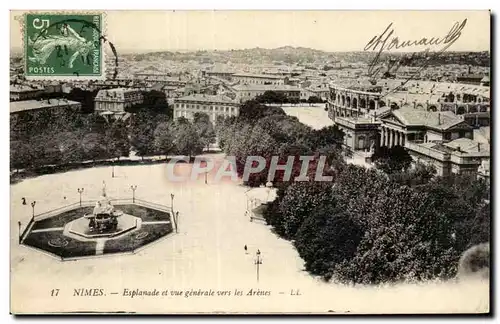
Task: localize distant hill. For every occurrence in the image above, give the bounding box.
[124,46,341,65]
[9,44,490,68]
[123,47,490,67]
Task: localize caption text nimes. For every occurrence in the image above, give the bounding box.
[51,288,302,298]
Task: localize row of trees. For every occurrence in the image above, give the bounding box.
[254,91,326,105]
[264,163,490,284]
[11,118,129,170]
[216,99,344,187]
[11,105,216,171]
[135,112,215,159]
[215,98,489,284]
[263,147,490,285]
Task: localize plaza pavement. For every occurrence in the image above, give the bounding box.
[10,157,488,313]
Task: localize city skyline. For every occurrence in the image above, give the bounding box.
[11,10,490,53]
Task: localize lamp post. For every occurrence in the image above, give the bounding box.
[170,193,175,213]
[175,211,179,233]
[77,188,84,206]
[112,160,115,178]
[130,185,137,203]
[30,201,36,220]
[18,221,21,244]
[202,159,208,185]
[255,249,262,283]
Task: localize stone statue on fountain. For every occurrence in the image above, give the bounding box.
[85,181,122,233]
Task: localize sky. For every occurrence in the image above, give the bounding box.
[10,10,490,53]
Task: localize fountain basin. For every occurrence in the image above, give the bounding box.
[66,214,142,240]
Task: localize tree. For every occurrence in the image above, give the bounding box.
[257,114,311,146]
[294,200,364,279]
[225,124,279,186]
[58,131,84,164]
[129,109,163,158]
[255,91,289,104]
[431,174,490,208]
[128,90,172,116]
[278,182,334,239]
[193,112,216,150]
[42,135,63,165]
[389,162,436,187]
[331,164,390,228]
[238,100,267,121]
[418,176,490,252]
[307,96,323,104]
[81,133,107,162]
[153,122,175,155]
[305,125,344,151]
[172,121,203,159]
[333,177,489,284]
[215,116,238,151]
[105,120,130,159]
[372,145,413,174]
[10,140,30,171]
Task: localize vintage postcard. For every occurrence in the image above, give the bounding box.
[10,10,491,314]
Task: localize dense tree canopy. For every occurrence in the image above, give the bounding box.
[372,145,413,174]
[264,162,491,284]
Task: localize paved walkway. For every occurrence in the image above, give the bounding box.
[31,227,64,233]
[141,221,171,225]
[95,239,106,255]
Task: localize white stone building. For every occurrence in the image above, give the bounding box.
[94,88,144,114]
[173,94,239,122]
[231,73,285,85]
[232,84,301,103]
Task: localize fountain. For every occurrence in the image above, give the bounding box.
[21,180,173,260]
[66,181,140,239]
[84,181,123,233]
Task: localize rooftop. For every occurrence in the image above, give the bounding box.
[232,73,284,79]
[385,92,442,105]
[232,84,300,92]
[100,87,139,94]
[10,99,81,114]
[407,138,490,161]
[442,138,490,156]
[10,85,43,93]
[332,78,490,100]
[206,70,235,75]
[175,94,238,104]
[368,106,391,118]
[336,116,379,125]
[391,108,468,130]
[95,88,142,100]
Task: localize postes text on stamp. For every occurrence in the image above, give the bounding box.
[24,13,104,79]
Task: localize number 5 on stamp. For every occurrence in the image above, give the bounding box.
[24,12,105,79]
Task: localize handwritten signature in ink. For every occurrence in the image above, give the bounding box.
[363,19,467,93]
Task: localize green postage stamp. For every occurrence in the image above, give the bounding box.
[24,12,105,79]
